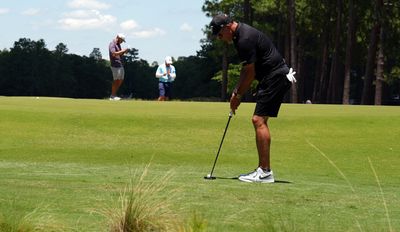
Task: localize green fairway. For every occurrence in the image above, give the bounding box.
[0,97,399,231]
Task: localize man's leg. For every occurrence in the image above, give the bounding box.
[238,115,274,183]
[158,82,165,101]
[111,79,123,96]
[111,67,124,97]
[252,115,271,170]
[165,83,170,101]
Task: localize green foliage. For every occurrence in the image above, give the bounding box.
[0,38,221,100]
[212,63,241,94]
[54,43,68,56]
[388,66,400,82]
[123,48,139,63]
[2,0,400,102]
[89,48,102,60]
[172,56,220,99]
[202,0,244,18]
[121,59,158,99]
[212,63,258,94]
[0,38,111,98]
[200,0,400,104]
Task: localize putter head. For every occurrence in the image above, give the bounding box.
[204,176,216,180]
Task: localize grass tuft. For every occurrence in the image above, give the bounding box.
[185,212,208,232]
[100,164,186,232]
[0,207,65,232]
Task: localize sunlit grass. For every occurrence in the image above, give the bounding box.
[0,97,399,231]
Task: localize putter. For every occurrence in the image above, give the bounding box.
[204,111,233,180]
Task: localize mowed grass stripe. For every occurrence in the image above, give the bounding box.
[0,97,399,231]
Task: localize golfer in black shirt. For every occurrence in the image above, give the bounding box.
[210,14,296,183]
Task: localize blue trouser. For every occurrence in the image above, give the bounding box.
[159,82,171,97]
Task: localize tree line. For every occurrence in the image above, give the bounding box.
[0,38,219,100]
[1,0,399,105]
[202,0,400,105]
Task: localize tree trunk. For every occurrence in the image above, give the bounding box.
[297,38,304,102]
[276,0,284,53]
[361,13,381,105]
[327,0,343,104]
[361,0,383,105]
[312,30,327,104]
[221,44,228,101]
[315,1,334,104]
[287,0,298,103]
[375,22,384,105]
[342,0,355,104]
[316,31,330,103]
[283,12,291,103]
[284,18,290,67]
[312,50,321,103]
[361,24,380,105]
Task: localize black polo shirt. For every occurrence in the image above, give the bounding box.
[233,23,288,82]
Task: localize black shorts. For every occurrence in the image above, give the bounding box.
[254,74,291,117]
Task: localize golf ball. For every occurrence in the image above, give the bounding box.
[207,174,211,178]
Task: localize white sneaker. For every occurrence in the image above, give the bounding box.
[238,167,275,183]
[109,96,121,101]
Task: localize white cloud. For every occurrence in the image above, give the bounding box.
[180,23,193,32]
[120,20,138,30]
[0,8,10,15]
[67,0,110,10]
[21,8,41,16]
[131,28,166,39]
[60,0,115,31]
[30,19,55,30]
[63,10,92,18]
[58,10,116,30]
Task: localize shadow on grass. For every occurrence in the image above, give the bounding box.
[274,180,292,184]
[204,176,292,184]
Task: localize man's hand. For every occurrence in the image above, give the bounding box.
[230,63,254,114]
[230,92,241,114]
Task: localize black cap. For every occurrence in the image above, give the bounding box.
[209,14,232,35]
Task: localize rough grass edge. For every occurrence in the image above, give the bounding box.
[98,163,208,232]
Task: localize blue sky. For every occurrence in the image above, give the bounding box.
[0,0,211,64]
